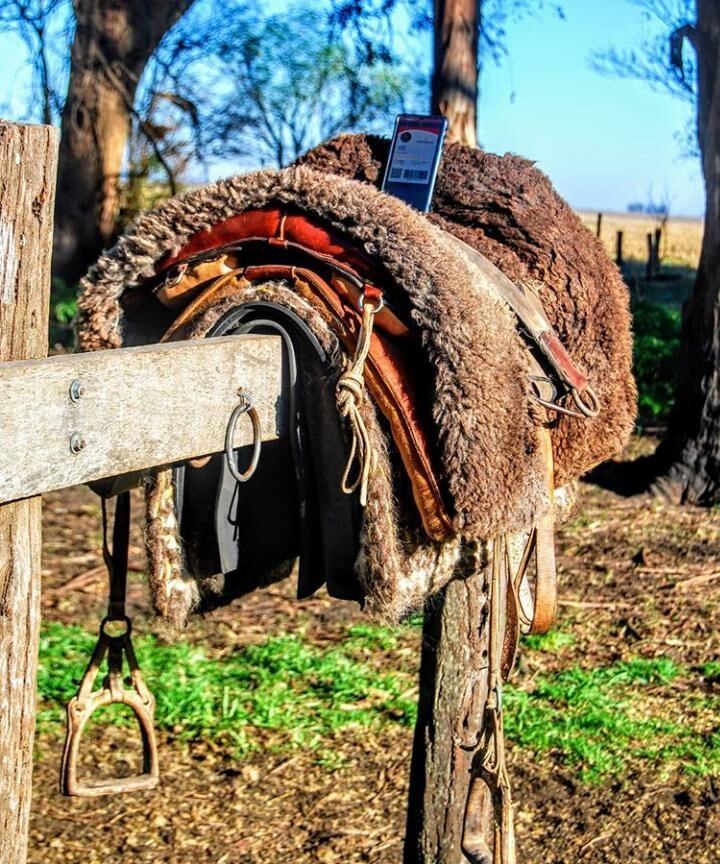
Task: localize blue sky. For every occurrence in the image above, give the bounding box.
[476,0,701,216]
[0,0,703,216]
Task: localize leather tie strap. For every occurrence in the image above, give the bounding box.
[513,513,558,636]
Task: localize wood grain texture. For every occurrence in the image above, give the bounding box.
[0,335,283,504]
[0,121,58,864]
[404,569,491,863]
[432,0,479,147]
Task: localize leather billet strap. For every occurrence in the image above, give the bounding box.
[101,491,131,621]
[445,234,600,418]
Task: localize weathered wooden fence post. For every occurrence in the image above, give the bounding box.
[0,121,59,864]
[645,232,653,280]
[404,569,492,863]
[595,212,602,238]
[615,230,623,267]
[653,227,662,273]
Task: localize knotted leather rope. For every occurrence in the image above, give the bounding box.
[337,297,380,506]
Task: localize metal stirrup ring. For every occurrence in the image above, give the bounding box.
[224,390,262,482]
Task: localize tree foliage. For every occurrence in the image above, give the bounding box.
[591,0,696,103]
[199,5,414,168]
[0,0,70,123]
[0,0,416,183]
[331,0,564,68]
[591,1,699,160]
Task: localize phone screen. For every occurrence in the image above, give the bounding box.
[381,114,448,212]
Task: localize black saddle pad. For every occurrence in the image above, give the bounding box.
[174,301,363,607]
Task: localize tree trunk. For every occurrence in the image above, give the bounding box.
[432,0,479,147]
[404,558,497,863]
[52,0,195,286]
[0,121,58,864]
[654,0,720,503]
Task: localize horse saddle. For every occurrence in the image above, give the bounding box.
[125,203,591,622]
[68,164,634,848]
[64,205,575,835]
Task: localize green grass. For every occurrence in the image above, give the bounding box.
[39,622,720,783]
[504,657,720,783]
[37,622,417,756]
[523,630,575,654]
[631,300,682,427]
[700,660,720,679]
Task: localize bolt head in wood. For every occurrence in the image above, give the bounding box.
[69,433,86,454]
[69,379,86,402]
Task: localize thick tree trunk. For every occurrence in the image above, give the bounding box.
[654,0,720,503]
[0,121,58,864]
[404,558,498,863]
[52,0,194,286]
[432,0,479,147]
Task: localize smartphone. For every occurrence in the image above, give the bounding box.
[381,114,448,212]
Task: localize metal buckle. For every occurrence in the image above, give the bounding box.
[60,617,159,797]
[530,375,601,420]
[357,291,384,314]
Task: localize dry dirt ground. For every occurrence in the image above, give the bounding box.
[27,439,720,864]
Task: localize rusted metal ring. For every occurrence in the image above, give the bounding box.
[100,615,131,638]
[572,386,601,418]
[224,391,262,483]
[532,395,588,419]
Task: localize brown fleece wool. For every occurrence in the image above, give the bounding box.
[77,154,634,620]
[78,165,548,541]
[297,134,637,485]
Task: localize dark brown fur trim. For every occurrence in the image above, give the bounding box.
[298,134,637,484]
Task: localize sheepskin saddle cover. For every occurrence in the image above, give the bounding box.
[298,134,638,484]
[78,154,635,622]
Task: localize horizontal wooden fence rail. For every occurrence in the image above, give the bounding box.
[0,335,283,505]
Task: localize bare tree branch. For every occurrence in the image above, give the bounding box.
[590,0,697,104]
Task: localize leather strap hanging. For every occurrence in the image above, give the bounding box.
[463,535,517,864]
[60,492,159,797]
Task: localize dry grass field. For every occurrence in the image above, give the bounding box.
[578,210,703,269]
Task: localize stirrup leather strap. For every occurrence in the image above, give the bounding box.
[60,492,160,797]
